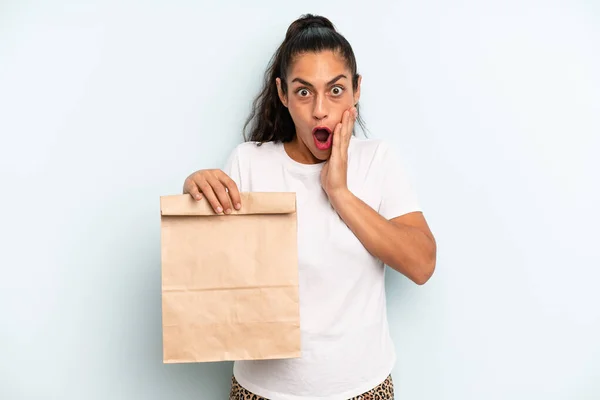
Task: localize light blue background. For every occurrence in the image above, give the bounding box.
[1,1,599,399]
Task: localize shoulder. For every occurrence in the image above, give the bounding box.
[226,141,282,166]
[230,141,280,158]
[349,136,395,162]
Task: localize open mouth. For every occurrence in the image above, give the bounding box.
[312,126,333,150]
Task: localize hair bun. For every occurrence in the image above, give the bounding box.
[285,14,336,41]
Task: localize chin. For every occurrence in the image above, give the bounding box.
[311,148,331,161]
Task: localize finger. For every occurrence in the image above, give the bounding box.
[342,107,355,155]
[219,174,242,210]
[186,181,203,201]
[338,110,350,157]
[198,180,224,214]
[207,176,234,214]
[331,121,343,155]
[346,107,356,135]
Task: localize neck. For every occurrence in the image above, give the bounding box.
[283,136,322,165]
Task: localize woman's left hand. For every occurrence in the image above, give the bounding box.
[320,106,357,201]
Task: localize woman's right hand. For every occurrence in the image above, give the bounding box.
[183,169,241,214]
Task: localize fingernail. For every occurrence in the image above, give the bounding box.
[236,203,241,210]
[216,206,223,213]
[195,195,201,200]
[225,209,231,214]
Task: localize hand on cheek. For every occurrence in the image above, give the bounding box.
[320,106,357,200]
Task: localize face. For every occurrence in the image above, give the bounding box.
[276,50,361,164]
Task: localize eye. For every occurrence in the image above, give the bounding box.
[331,85,344,97]
[296,88,310,97]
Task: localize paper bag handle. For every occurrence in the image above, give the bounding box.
[160,192,296,216]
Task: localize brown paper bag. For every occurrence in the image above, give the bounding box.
[159,192,301,363]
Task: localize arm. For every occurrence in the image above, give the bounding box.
[329,190,436,285]
[321,108,436,285]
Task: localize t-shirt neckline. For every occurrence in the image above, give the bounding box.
[274,141,325,174]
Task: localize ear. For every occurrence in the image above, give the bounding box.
[353,74,362,106]
[276,77,288,108]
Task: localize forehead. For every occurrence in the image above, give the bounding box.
[287,50,349,83]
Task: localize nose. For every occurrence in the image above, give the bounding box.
[312,94,328,121]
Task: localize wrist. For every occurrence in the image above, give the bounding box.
[327,187,353,209]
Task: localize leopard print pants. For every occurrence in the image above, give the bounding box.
[229,374,394,400]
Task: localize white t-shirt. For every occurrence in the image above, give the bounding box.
[222,136,422,400]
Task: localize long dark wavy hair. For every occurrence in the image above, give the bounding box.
[243,14,366,144]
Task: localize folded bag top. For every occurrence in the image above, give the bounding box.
[160,192,296,216]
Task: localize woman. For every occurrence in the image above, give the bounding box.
[183,14,436,400]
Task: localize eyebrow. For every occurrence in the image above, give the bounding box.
[291,74,348,88]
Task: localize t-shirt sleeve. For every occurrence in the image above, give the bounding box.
[377,142,423,220]
[222,145,243,189]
